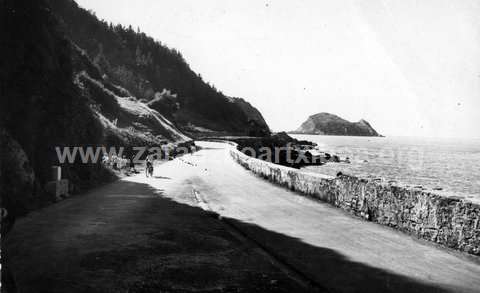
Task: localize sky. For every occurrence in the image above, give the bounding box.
[76,0,480,138]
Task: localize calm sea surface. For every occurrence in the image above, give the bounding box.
[291,134,480,200]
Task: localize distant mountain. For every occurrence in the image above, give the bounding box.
[46,0,270,136]
[290,113,381,136]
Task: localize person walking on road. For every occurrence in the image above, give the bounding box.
[145,154,154,177]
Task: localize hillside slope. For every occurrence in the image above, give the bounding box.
[1,0,104,219]
[0,0,190,223]
[291,113,381,136]
[47,0,270,136]
[72,44,190,145]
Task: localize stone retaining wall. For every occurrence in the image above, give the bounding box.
[230,149,480,256]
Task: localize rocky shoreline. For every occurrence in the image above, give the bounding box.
[228,132,349,168]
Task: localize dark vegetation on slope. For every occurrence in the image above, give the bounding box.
[0,0,114,223]
[47,0,270,136]
[0,0,188,232]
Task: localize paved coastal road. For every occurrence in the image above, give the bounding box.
[144,141,480,293]
[5,141,480,292]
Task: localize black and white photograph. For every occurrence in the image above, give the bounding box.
[1,0,480,292]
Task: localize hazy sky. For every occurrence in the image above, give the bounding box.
[76,0,480,138]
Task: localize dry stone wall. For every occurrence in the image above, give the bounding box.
[230,149,480,256]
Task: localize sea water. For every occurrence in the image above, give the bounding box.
[291,134,480,200]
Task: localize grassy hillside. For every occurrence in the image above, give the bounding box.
[47,0,270,135]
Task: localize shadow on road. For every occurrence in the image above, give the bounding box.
[222,216,450,293]
[3,180,450,293]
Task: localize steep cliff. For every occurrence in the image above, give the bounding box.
[0,0,190,221]
[47,0,270,136]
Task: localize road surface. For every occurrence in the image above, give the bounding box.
[4,141,480,292]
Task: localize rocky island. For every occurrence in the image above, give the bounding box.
[290,112,381,136]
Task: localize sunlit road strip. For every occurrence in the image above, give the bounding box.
[127,141,480,293]
[190,186,325,292]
